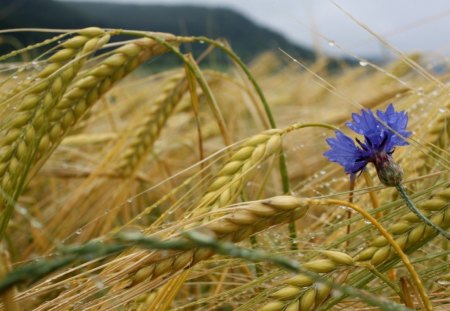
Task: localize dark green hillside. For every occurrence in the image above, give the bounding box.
[0,0,315,62]
[65,2,316,62]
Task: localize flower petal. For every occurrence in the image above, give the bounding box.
[376,103,411,150]
[324,131,369,174]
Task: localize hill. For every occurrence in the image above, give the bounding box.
[0,0,316,63]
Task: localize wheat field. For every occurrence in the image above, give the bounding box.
[0,26,448,310]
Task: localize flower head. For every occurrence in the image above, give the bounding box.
[324,104,411,186]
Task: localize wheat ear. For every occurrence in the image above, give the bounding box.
[36,36,177,167]
[0,28,110,236]
[115,74,189,176]
[259,186,449,311]
[195,129,282,217]
[32,196,309,310]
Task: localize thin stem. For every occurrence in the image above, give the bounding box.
[362,171,381,215]
[194,37,276,128]
[400,277,415,309]
[361,263,403,301]
[396,184,450,240]
[323,199,433,311]
[283,122,339,133]
[283,122,339,249]
[250,235,263,277]
[346,175,356,249]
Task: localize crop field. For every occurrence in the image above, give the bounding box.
[0,26,448,310]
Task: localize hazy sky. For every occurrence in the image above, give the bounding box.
[62,0,450,58]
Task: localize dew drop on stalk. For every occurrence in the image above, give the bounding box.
[338,205,350,211]
[95,280,105,290]
[328,40,336,47]
[308,233,317,240]
[437,279,450,286]
[75,229,82,235]
[31,219,43,229]
[332,289,343,298]
[359,60,368,67]
[16,205,28,215]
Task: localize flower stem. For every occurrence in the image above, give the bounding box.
[395,183,450,240]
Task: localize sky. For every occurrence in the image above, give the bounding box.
[61,0,450,58]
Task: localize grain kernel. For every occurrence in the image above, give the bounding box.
[78,27,105,37]
[270,286,302,300]
[231,146,254,161]
[49,48,76,63]
[371,246,391,266]
[300,288,316,311]
[418,198,446,211]
[38,63,62,78]
[62,36,88,49]
[408,225,425,244]
[19,95,39,111]
[371,236,388,247]
[355,246,377,261]
[259,301,284,311]
[303,259,336,273]
[285,301,299,311]
[263,196,302,210]
[322,250,354,265]
[104,53,128,67]
[285,274,313,287]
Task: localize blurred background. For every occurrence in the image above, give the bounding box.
[2,0,450,64]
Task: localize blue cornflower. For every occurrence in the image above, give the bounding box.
[324,104,411,186]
